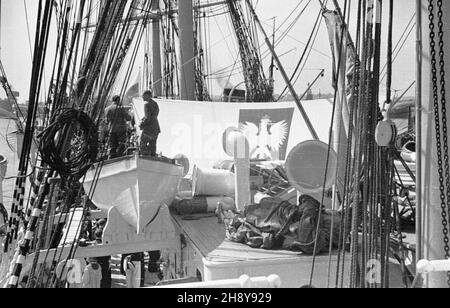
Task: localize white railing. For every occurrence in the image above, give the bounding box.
[412,259,450,288]
[416,259,450,275]
[153,275,282,289]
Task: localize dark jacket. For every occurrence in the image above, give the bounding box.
[105,104,132,133]
[140,99,161,135]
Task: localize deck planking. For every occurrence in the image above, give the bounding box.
[172,213,409,287]
[172,213,327,262]
[172,214,224,257]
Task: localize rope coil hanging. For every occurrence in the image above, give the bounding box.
[38,109,98,179]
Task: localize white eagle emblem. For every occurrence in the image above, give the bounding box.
[239,115,289,160]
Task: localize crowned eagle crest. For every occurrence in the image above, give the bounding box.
[239,115,289,160]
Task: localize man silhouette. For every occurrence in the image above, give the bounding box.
[139,90,161,156]
[105,95,132,159]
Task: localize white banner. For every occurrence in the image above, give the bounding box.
[133,99,333,171]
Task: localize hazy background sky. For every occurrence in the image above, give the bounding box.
[0,0,416,102]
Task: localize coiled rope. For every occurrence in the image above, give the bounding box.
[38,109,98,179]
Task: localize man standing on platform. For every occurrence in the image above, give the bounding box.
[105,95,132,159]
[139,90,161,157]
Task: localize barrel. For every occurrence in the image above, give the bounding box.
[192,165,235,197]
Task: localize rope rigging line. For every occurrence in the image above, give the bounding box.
[204,0,313,100]
[202,0,327,100]
[194,0,211,101]
[4,0,53,258]
[309,0,349,288]
[203,0,321,84]
[1,0,155,288]
[331,0,362,288]
[277,1,326,101]
[55,1,151,284]
[316,0,404,289]
[225,0,272,102]
[348,0,371,288]
[0,59,27,124]
[47,2,155,287]
[0,0,421,290]
[3,0,71,287]
[23,0,34,62]
[379,13,416,82]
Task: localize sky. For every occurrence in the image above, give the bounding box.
[0,0,417,103]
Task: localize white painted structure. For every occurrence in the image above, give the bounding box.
[178,0,196,100]
[223,128,251,211]
[154,274,281,289]
[83,155,184,234]
[151,0,162,96]
[418,0,450,288]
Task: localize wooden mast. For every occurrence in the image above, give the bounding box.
[419,0,450,288]
[415,0,423,263]
[178,0,196,100]
[152,0,162,97]
[0,0,2,57]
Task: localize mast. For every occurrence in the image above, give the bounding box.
[269,17,275,94]
[419,0,450,288]
[0,0,2,57]
[226,0,272,102]
[415,0,423,263]
[152,0,162,97]
[178,0,196,100]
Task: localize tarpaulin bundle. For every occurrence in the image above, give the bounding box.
[225,196,343,254]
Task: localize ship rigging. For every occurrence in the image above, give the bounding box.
[0,0,447,289]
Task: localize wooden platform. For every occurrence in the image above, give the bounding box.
[172,213,306,262]
[171,213,351,287]
[171,213,225,257]
[172,213,337,261]
[172,213,410,288]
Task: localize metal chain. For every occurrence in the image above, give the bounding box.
[428,0,450,286]
[436,0,450,250]
[436,0,450,285]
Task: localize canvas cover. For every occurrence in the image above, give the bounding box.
[133,99,333,171]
